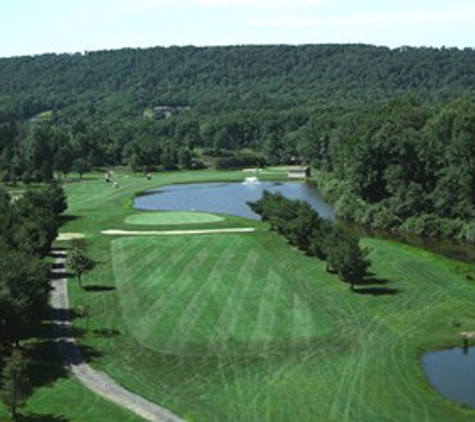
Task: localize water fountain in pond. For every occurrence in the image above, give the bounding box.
[242,176,260,185]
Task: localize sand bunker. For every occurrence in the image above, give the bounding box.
[56,233,86,241]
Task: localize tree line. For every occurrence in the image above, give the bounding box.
[249,191,371,290]
[0,183,67,419]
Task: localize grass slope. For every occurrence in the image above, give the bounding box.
[52,169,475,422]
[125,212,224,226]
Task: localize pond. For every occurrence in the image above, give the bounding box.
[134,181,336,220]
[423,346,475,409]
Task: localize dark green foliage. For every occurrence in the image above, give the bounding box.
[323,228,371,289]
[0,349,32,420]
[0,250,51,344]
[0,182,64,348]
[0,186,12,246]
[250,191,371,288]
[20,183,67,216]
[307,97,475,241]
[11,185,65,256]
[0,44,474,122]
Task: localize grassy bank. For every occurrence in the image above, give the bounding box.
[51,169,475,421]
[0,373,142,421]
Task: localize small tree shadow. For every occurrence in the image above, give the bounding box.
[93,328,120,338]
[18,413,68,422]
[355,286,400,296]
[57,342,103,366]
[84,285,116,292]
[360,277,391,286]
[49,271,74,280]
[49,308,81,323]
[59,214,80,225]
[49,248,66,258]
[353,275,400,296]
[25,341,69,389]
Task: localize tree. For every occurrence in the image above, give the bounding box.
[323,228,371,290]
[178,147,193,169]
[9,184,66,256]
[0,250,51,344]
[67,240,95,289]
[0,349,32,420]
[54,144,74,179]
[72,157,90,179]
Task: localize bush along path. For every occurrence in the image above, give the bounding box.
[50,249,183,422]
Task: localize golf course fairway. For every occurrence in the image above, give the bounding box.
[56,170,475,422]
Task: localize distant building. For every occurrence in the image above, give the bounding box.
[288,166,310,179]
[152,105,191,118]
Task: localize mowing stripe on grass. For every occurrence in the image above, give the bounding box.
[165,237,238,354]
[208,248,259,352]
[291,295,315,348]
[112,234,338,357]
[249,268,282,352]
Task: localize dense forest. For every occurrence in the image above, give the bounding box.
[1,43,475,241]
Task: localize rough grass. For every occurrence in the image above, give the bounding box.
[50,169,475,421]
[125,211,224,226]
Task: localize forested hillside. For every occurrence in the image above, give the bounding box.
[1,43,475,241]
[0,44,474,119]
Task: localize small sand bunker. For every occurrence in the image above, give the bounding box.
[460,331,475,339]
[56,233,86,241]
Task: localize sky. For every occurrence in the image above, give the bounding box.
[0,0,474,57]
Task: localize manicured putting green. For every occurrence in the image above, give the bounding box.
[125,211,224,226]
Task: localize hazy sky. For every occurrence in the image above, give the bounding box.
[1,0,474,57]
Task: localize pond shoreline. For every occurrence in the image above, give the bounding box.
[423,345,475,409]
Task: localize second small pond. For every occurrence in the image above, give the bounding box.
[423,346,475,409]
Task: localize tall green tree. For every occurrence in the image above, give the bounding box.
[0,349,32,420]
[67,240,95,289]
[323,228,371,290]
[0,250,51,344]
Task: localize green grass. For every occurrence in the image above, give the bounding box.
[111,234,335,356]
[0,377,143,422]
[52,169,475,421]
[125,212,224,226]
